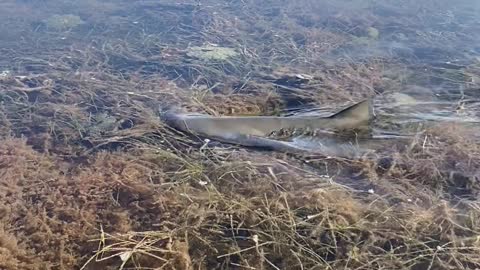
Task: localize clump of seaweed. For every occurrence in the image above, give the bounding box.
[186,45,239,61]
[378,124,480,198]
[44,14,85,31]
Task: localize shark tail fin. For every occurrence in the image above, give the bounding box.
[329,99,374,129]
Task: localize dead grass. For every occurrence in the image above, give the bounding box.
[369,124,480,199]
[1,126,480,269]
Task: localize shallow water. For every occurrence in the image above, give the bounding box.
[1,0,479,158]
[2,1,480,269]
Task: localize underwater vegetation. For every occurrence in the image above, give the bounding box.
[0,0,479,269]
[186,45,239,61]
[43,14,85,31]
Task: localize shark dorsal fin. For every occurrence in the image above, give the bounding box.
[329,99,373,123]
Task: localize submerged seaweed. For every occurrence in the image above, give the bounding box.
[43,14,85,31]
[186,45,240,61]
[0,0,480,269]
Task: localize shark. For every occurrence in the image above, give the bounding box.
[159,99,373,155]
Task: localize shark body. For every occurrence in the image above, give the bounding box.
[160,99,373,154]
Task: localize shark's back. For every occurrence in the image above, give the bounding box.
[159,99,373,153]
